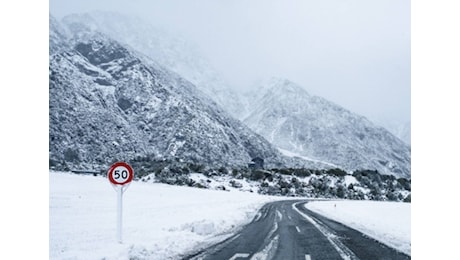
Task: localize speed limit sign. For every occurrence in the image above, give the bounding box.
[108,161,134,186]
[107,161,134,243]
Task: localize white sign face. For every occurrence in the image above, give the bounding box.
[111,166,130,184]
[108,162,134,186]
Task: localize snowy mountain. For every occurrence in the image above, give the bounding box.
[49,16,325,171]
[60,11,246,118]
[242,78,411,178]
[49,13,410,178]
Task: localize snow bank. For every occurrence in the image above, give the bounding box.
[188,173,260,192]
[49,171,281,260]
[50,171,411,259]
[304,200,411,255]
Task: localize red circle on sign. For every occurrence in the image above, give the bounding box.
[108,162,134,185]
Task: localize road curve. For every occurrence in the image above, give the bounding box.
[182,200,410,260]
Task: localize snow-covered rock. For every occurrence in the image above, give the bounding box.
[61,11,247,118]
[242,78,411,178]
[49,17,316,171]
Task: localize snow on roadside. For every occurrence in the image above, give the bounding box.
[278,147,341,168]
[49,171,282,260]
[304,200,411,256]
[188,173,260,192]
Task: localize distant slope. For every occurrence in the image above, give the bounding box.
[374,119,411,145]
[243,78,411,178]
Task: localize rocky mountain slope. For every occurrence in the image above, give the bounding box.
[49,13,410,179]
[49,16,320,171]
[242,78,411,178]
[60,12,246,118]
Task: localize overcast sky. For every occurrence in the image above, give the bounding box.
[50,0,410,123]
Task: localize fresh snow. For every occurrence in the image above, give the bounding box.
[49,171,281,259]
[50,171,410,259]
[343,175,359,186]
[188,173,260,193]
[305,200,411,256]
[278,147,341,168]
[243,78,411,178]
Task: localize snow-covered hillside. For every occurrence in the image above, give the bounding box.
[242,78,411,178]
[50,13,410,180]
[50,171,410,259]
[60,12,246,118]
[50,15,309,171]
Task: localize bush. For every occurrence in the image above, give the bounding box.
[336,185,345,198]
[403,194,411,202]
[278,168,293,175]
[250,170,266,181]
[293,168,311,177]
[291,177,301,188]
[230,180,243,188]
[397,178,411,191]
[327,168,347,177]
[386,191,398,201]
[188,163,205,173]
[218,167,228,175]
[193,183,207,189]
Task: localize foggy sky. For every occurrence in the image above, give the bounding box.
[50,0,410,124]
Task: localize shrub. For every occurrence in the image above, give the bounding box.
[326,168,347,177]
[397,178,411,191]
[403,194,411,202]
[250,170,266,181]
[293,168,311,177]
[230,180,243,188]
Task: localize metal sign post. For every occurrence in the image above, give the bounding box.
[116,185,123,243]
[108,162,134,244]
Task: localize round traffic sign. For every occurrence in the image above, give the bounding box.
[108,162,134,185]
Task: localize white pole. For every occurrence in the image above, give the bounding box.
[117,186,123,243]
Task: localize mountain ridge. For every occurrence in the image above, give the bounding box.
[60,11,247,119]
[243,78,411,178]
[49,13,410,179]
[49,15,331,171]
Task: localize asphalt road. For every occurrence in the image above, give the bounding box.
[183,200,410,260]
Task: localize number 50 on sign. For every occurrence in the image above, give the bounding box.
[108,162,134,185]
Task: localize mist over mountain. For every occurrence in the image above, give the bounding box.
[59,11,246,119]
[49,12,410,179]
[242,78,411,178]
[49,15,333,171]
[374,119,411,145]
